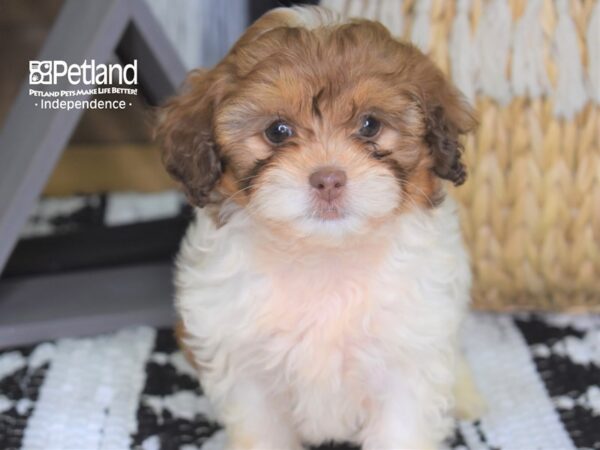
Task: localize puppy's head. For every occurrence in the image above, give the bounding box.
[157,7,475,239]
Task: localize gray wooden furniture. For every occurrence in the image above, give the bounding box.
[0,0,187,347]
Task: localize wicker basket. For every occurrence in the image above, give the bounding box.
[322,0,600,311]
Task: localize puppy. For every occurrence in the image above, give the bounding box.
[158,6,482,450]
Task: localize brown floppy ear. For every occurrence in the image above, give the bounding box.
[156,69,224,207]
[156,7,299,207]
[419,70,477,186]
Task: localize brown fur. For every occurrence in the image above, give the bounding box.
[156,7,476,211]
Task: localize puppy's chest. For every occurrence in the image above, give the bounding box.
[259,256,373,326]
[251,255,408,438]
[253,255,394,376]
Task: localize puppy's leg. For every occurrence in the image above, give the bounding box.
[360,374,446,450]
[217,379,302,450]
[453,354,486,421]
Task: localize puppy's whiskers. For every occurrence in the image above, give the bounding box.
[224,184,255,202]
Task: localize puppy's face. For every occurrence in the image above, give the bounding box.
[158,7,475,239]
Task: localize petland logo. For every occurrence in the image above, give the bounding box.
[29,59,139,111]
[29,60,138,85]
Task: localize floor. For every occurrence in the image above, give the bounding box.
[1,312,599,450]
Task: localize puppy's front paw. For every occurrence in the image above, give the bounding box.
[225,431,304,450]
[363,438,436,450]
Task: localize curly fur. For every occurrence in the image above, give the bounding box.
[158,6,479,449]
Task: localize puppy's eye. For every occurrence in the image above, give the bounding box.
[358,115,381,138]
[265,120,293,144]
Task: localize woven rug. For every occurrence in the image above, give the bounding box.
[1,312,599,450]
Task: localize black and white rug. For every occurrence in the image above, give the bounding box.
[3,192,190,279]
[1,312,599,450]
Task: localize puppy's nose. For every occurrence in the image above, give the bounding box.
[309,167,347,201]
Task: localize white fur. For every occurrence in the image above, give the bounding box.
[174,195,471,450]
[248,159,401,241]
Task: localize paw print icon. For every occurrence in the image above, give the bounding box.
[29,61,53,84]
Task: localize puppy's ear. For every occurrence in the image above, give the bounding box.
[156,69,224,207]
[418,68,477,186]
